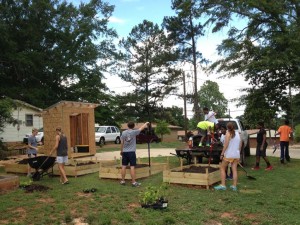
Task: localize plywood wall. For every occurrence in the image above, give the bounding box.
[43,102,97,157]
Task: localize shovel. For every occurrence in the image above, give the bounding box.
[238,162,256,180]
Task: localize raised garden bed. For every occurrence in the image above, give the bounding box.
[99,162,168,180]
[3,157,116,177]
[0,175,19,192]
[163,164,220,189]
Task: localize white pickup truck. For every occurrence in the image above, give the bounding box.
[174,118,249,165]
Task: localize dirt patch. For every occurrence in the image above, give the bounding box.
[172,165,219,173]
[221,212,238,220]
[76,192,93,198]
[36,197,55,203]
[72,217,88,225]
[204,221,222,225]
[21,184,51,193]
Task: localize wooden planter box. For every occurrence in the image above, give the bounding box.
[99,163,168,180]
[163,164,220,189]
[0,175,19,192]
[4,158,116,178]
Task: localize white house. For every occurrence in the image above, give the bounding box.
[0,100,43,143]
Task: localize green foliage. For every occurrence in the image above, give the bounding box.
[0,0,117,109]
[154,120,171,141]
[294,124,300,142]
[118,20,181,122]
[237,89,277,128]
[200,0,300,117]
[197,80,228,118]
[0,98,18,133]
[139,183,169,205]
[163,0,207,121]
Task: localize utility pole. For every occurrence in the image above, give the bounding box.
[183,71,188,139]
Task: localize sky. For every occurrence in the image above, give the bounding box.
[70,0,250,118]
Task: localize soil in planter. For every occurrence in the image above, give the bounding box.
[20,184,51,193]
[116,164,149,169]
[173,165,219,173]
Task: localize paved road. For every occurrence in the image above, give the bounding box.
[94,145,300,161]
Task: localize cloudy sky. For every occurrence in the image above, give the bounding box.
[70,0,250,118]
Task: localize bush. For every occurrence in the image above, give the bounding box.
[294,124,300,142]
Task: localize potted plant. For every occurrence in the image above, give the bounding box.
[139,183,169,209]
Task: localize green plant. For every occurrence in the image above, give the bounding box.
[139,183,169,205]
[294,124,300,142]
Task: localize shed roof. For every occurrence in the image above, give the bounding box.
[43,101,99,112]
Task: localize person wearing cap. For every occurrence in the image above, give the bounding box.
[27,128,39,177]
[252,121,273,171]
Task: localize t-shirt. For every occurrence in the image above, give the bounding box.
[277,125,292,142]
[225,133,241,159]
[27,135,37,155]
[205,111,218,124]
[256,128,266,144]
[197,121,215,131]
[220,134,225,145]
[121,129,141,152]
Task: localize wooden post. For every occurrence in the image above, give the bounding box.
[205,167,209,190]
[194,156,197,165]
[180,158,183,171]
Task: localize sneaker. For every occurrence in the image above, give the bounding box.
[132,182,141,187]
[265,166,273,171]
[120,180,126,185]
[286,158,291,162]
[251,166,260,170]
[280,159,285,164]
[206,143,210,147]
[230,185,238,191]
[198,143,203,147]
[214,185,226,191]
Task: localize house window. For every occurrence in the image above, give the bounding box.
[25,114,33,126]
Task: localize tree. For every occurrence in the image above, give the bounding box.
[0,98,18,133]
[197,80,228,119]
[118,20,181,122]
[155,120,171,141]
[199,0,300,118]
[237,88,277,129]
[163,0,207,121]
[0,0,117,109]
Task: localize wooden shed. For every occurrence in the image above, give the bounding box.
[42,101,99,157]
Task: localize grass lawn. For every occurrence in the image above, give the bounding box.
[0,156,300,225]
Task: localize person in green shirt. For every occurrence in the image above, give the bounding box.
[197,121,215,147]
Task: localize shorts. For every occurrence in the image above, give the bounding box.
[122,152,137,166]
[223,158,239,163]
[198,128,207,137]
[256,143,268,157]
[57,156,68,164]
[28,154,37,158]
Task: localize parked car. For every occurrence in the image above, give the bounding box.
[23,127,44,144]
[136,129,161,144]
[95,125,121,145]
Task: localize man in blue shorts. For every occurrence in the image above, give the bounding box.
[120,121,149,187]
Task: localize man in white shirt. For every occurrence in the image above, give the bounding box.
[203,107,218,124]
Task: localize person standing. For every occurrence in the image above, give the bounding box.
[220,124,233,180]
[120,121,149,187]
[203,107,218,124]
[276,120,293,163]
[214,122,242,191]
[27,128,39,177]
[252,121,273,171]
[51,127,69,184]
